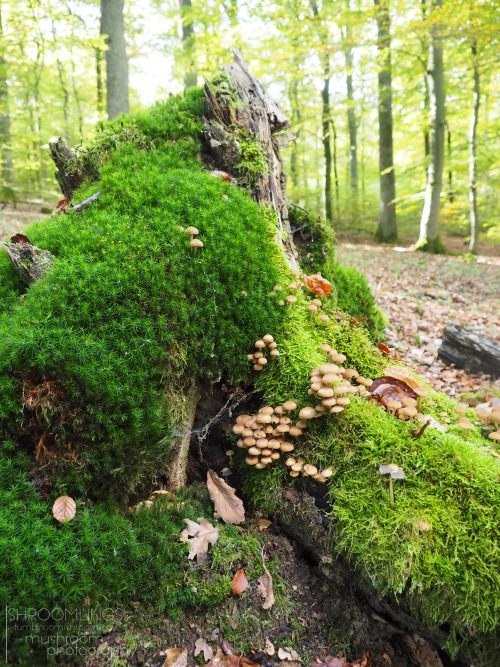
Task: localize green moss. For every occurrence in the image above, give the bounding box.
[413,236,447,254]
[237,132,269,185]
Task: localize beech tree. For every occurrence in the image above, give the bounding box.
[415,0,445,252]
[374,0,396,241]
[0,0,14,193]
[100,0,130,120]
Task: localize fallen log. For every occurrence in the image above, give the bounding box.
[438,323,500,377]
[0,233,54,283]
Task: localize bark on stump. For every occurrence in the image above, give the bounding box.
[0,233,53,283]
[438,323,500,378]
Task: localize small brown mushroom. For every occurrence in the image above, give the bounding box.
[186,225,199,240]
[308,304,318,317]
[286,294,297,309]
[312,299,322,308]
[245,456,259,466]
[190,238,203,250]
[455,404,467,416]
[226,449,235,466]
[283,400,297,414]
[255,340,266,350]
[285,457,296,467]
[270,349,280,357]
[320,314,330,322]
[458,416,475,436]
[379,463,405,503]
[299,406,317,420]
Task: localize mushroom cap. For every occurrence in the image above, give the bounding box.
[259,406,274,415]
[254,352,264,358]
[263,334,274,343]
[274,406,285,415]
[255,340,266,349]
[285,457,296,466]
[299,407,317,420]
[270,349,280,357]
[278,300,285,306]
[308,304,318,313]
[241,428,253,437]
[475,408,490,420]
[232,424,245,434]
[321,468,333,478]
[189,238,203,248]
[256,413,272,424]
[319,363,340,374]
[247,354,255,361]
[186,226,199,235]
[255,462,267,469]
[291,462,303,472]
[245,456,259,465]
[283,400,298,412]
[330,353,346,363]
[402,397,417,407]
[276,423,290,433]
[260,448,273,457]
[286,295,297,304]
[243,437,256,447]
[271,451,281,460]
[317,387,334,398]
[379,463,405,479]
[488,431,500,441]
[458,417,475,430]
[296,420,308,429]
[320,315,330,322]
[322,373,341,385]
[268,341,278,349]
[320,344,332,353]
[236,439,245,448]
[289,426,303,437]
[253,364,264,371]
[387,400,403,411]
[248,446,261,456]
[330,406,344,414]
[256,438,269,448]
[236,414,251,424]
[312,299,322,307]
[315,405,328,413]
[280,442,295,452]
[290,470,300,478]
[258,357,268,365]
[336,396,350,406]
[342,368,359,379]
[322,397,337,408]
[455,404,467,415]
[303,464,318,476]
[356,377,373,387]
[225,449,234,456]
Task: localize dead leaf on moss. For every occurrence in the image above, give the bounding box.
[264,638,275,656]
[149,489,175,501]
[231,568,249,595]
[180,518,219,561]
[194,638,212,661]
[256,518,272,531]
[257,559,275,610]
[162,648,188,667]
[278,647,300,661]
[52,496,76,523]
[303,272,332,296]
[207,470,245,524]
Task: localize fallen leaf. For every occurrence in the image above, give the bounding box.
[303,272,332,296]
[210,170,232,182]
[312,659,350,667]
[231,569,249,595]
[52,496,76,523]
[55,198,69,213]
[149,489,175,501]
[207,470,245,524]
[180,517,219,561]
[352,652,371,667]
[264,638,275,656]
[194,638,212,661]
[278,647,300,661]
[163,648,188,667]
[10,233,31,245]
[256,518,272,531]
[257,560,275,610]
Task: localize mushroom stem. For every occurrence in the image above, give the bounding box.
[389,477,394,504]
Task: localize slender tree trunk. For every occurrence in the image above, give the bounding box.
[321,60,333,224]
[416,0,445,252]
[100,0,130,120]
[289,78,301,190]
[375,0,397,241]
[468,43,480,254]
[0,0,14,189]
[179,0,197,89]
[343,7,358,217]
[446,125,453,202]
[331,119,339,217]
[52,22,70,143]
[96,47,104,117]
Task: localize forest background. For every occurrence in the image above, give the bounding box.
[1,0,500,253]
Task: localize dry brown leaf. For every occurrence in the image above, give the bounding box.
[312,659,350,667]
[52,496,76,523]
[257,560,275,610]
[207,470,245,525]
[194,638,212,661]
[303,272,332,296]
[352,652,371,667]
[163,648,188,667]
[256,518,272,531]
[180,518,219,561]
[277,647,300,661]
[231,568,249,595]
[149,489,175,501]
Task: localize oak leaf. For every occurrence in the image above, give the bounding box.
[303,273,332,296]
[162,648,188,667]
[207,470,245,524]
[194,638,212,662]
[231,568,249,595]
[52,496,76,523]
[180,517,219,562]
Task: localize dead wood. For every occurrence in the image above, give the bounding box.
[49,137,97,200]
[438,323,500,377]
[0,233,54,283]
[168,382,201,490]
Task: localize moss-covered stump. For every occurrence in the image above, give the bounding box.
[1,54,500,666]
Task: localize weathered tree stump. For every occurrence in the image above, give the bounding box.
[0,233,53,283]
[438,323,500,377]
[49,137,96,200]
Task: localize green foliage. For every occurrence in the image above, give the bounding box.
[0,90,282,499]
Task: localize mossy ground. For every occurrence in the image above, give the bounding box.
[1,86,499,665]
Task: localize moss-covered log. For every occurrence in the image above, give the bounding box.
[1,52,499,667]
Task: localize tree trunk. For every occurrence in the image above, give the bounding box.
[289,78,301,190]
[0,0,14,191]
[100,0,130,120]
[375,0,397,242]
[96,47,104,116]
[179,0,197,90]
[416,0,445,252]
[468,44,480,254]
[446,125,453,202]
[343,5,358,218]
[52,22,70,144]
[331,119,339,217]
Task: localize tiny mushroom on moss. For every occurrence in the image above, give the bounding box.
[263,334,274,344]
[186,225,199,240]
[226,449,235,466]
[458,416,475,436]
[455,404,468,416]
[299,407,317,420]
[190,238,203,250]
[286,294,297,309]
[320,314,330,322]
[283,400,297,414]
[308,304,318,318]
[379,463,405,503]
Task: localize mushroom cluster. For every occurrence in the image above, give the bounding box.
[232,402,301,469]
[306,349,373,416]
[248,335,280,371]
[284,457,333,483]
[184,225,203,250]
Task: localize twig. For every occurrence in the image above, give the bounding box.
[289,201,311,216]
[69,191,102,212]
[412,418,431,439]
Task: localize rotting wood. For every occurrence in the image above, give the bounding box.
[201,48,298,264]
[438,323,500,378]
[0,233,54,283]
[167,382,201,490]
[49,137,96,200]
